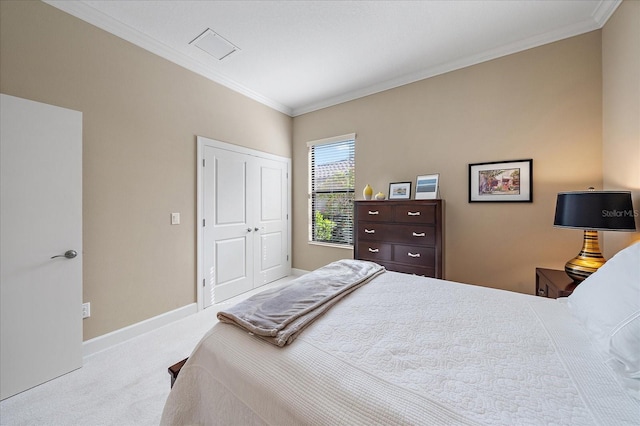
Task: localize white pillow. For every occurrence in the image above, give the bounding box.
[610,311,640,378]
[567,242,640,375]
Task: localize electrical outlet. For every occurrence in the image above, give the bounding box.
[82,302,90,319]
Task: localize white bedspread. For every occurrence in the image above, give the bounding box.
[161,271,640,425]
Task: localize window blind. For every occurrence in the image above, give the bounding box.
[308,135,355,246]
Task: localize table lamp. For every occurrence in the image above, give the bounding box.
[554,190,636,282]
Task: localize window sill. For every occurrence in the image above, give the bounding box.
[308,241,354,250]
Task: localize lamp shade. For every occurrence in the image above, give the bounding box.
[554,191,636,231]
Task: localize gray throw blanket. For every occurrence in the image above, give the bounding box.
[217,259,385,346]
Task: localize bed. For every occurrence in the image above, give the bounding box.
[161,243,640,425]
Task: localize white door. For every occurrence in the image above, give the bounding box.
[203,146,256,305]
[254,158,289,285]
[1,94,83,400]
[200,138,290,307]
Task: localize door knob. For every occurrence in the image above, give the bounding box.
[254,227,260,231]
[246,228,252,232]
[51,250,77,259]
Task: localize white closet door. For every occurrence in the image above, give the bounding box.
[200,137,290,307]
[203,146,256,306]
[254,158,289,285]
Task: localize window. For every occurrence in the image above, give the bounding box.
[308,134,355,246]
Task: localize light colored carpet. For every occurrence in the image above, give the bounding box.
[0,277,295,426]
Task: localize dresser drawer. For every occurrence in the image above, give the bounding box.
[386,263,436,278]
[356,222,390,242]
[392,245,435,267]
[355,204,392,222]
[356,242,392,262]
[393,204,436,224]
[391,224,435,245]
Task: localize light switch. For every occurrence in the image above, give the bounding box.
[171,212,180,225]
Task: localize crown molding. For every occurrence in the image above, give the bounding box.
[291,11,615,116]
[592,0,623,27]
[43,1,293,116]
[44,0,620,118]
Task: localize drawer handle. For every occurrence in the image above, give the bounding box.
[412,232,426,237]
[368,248,379,253]
[407,252,421,258]
[407,211,421,216]
[368,210,379,215]
[364,229,375,234]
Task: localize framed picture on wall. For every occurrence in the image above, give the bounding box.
[389,182,412,199]
[415,174,439,199]
[468,159,533,202]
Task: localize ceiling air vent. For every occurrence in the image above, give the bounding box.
[190,28,239,61]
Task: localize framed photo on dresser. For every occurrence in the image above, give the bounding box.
[389,182,412,199]
[415,174,439,199]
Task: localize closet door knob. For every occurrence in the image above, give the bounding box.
[246,228,253,232]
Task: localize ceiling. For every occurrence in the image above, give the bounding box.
[45,0,620,117]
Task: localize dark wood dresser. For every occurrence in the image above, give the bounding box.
[354,200,444,278]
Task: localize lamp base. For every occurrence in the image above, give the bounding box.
[564,230,606,283]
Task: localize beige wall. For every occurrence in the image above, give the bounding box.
[602,0,640,257]
[0,1,292,340]
[293,32,604,294]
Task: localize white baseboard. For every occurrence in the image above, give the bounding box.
[82,271,307,359]
[82,303,198,359]
[291,268,309,276]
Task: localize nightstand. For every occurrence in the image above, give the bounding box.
[535,268,577,298]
